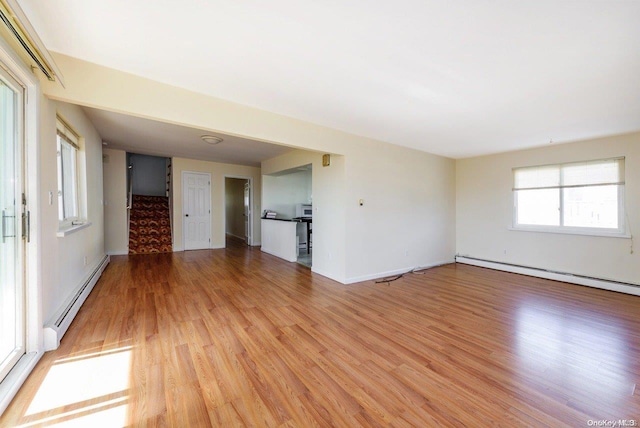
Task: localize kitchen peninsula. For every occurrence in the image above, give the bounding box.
[261,217,311,262]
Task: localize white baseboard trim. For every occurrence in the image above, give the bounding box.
[43,254,110,351]
[311,266,346,284]
[0,351,42,416]
[344,259,454,285]
[456,256,640,297]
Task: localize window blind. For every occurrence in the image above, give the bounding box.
[513,158,624,191]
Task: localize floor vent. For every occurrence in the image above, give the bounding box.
[43,255,110,351]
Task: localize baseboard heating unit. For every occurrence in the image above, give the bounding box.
[455,256,640,297]
[44,255,110,350]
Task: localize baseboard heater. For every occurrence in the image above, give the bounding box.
[44,254,110,351]
[455,255,640,297]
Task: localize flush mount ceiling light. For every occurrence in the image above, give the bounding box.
[201,135,223,145]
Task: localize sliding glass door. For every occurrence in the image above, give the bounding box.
[0,67,24,383]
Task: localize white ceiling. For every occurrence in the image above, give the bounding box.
[18,0,640,158]
[83,107,292,167]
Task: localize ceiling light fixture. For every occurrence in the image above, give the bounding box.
[201,135,223,145]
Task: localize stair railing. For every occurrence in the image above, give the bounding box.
[167,160,173,247]
[126,164,133,245]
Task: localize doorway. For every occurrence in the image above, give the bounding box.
[261,163,312,267]
[224,177,252,246]
[182,171,211,250]
[0,66,25,383]
[126,153,173,254]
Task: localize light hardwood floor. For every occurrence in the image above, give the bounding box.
[2,238,640,426]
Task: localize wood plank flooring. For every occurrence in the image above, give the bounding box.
[2,238,640,426]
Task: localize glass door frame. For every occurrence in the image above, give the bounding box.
[0,62,25,383]
[0,34,43,416]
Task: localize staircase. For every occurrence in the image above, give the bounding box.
[128,195,172,254]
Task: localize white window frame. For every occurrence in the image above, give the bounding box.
[512,158,627,238]
[56,116,80,227]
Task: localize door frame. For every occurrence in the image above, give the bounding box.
[223,175,253,246]
[181,171,211,250]
[0,36,42,414]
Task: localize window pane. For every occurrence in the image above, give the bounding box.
[58,138,78,221]
[57,136,64,220]
[516,189,559,226]
[1,75,23,381]
[563,185,619,229]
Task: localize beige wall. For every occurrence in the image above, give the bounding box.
[262,145,457,283]
[42,53,457,284]
[456,132,640,285]
[262,150,347,281]
[40,99,106,322]
[172,158,261,250]
[343,142,457,282]
[102,148,128,254]
[225,178,246,239]
[41,53,356,156]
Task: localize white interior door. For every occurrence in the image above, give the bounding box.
[0,68,25,383]
[183,172,211,250]
[243,181,251,245]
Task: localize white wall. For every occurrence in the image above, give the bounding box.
[102,148,128,254]
[172,158,261,250]
[129,153,167,196]
[262,169,312,218]
[225,177,245,239]
[40,99,106,323]
[456,132,640,285]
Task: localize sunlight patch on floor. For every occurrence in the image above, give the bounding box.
[17,396,128,428]
[19,346,132,427]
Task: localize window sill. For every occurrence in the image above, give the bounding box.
[57,222,92,237]
[508,226,630,239]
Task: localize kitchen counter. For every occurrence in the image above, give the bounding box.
[261,219,298,262]
[262,217,310,222]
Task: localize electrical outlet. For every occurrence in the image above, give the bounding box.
[405,250,409,257]
[83,256,88,266]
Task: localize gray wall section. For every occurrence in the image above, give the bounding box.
[129,153,167,196]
